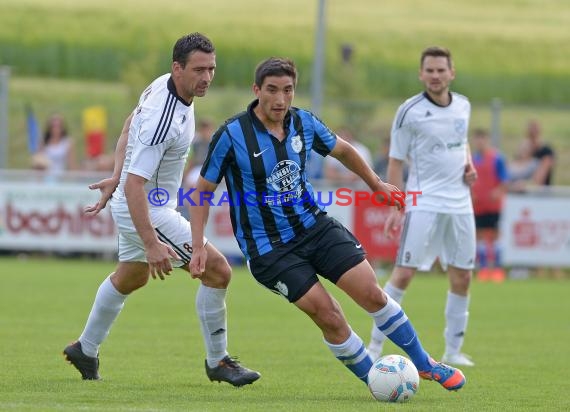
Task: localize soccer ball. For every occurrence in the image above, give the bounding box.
[367,354,419,402]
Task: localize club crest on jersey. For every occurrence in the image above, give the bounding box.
[266,160,301,192]
[430,143,444,154]
[455,119,466,135]
[275,281,289,297]
[291,135,303,153]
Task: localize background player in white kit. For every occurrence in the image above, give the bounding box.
[367,46,478,367]
[63,33,260,386]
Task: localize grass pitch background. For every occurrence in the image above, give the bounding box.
[0,257,569,411]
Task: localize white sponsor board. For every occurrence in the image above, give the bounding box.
[3,177,569,269]
[0,180,352,255]
[0,181,117,252]
[500,194,570,267]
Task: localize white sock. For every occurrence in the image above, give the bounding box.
[196,284,229,368]
[370,282,406,343]
[444,291,470,355]
[78,275,127,357]
[325,329,372,383]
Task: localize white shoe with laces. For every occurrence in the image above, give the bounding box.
[441,352,475,367]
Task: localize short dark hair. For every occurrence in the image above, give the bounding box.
[254,57,297,88]
[420,46,453,68]
[172,33,215,67]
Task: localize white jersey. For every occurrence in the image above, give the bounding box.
[390,91,473,214]
[111,74,195,211]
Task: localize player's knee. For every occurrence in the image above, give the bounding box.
[133,275,150,290]
[450,269,472,291]
[392,267,415,288]
[316,304,346,332]
[370,285,388,306]
[203,254,231,288]
[357,285,388,312]
[111,271,148,294]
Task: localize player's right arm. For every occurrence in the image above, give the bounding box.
[84,112,133,216]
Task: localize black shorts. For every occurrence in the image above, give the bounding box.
[475,213,500,229]
[248,214,366,303]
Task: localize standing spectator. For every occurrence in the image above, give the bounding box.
[367,46,477,367]
[523,120,561,279]
[471,128,508,282]
[184,118,215,188]
[372,136,390,181]
[323,126,372,186]
[373,135,408,183]
[526,119,555,186]
[507,139,538,192]
[34,114,78,179]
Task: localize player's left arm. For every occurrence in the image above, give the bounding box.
[464,144,478,187]
[84,112,133,216]
[189,176,218,278]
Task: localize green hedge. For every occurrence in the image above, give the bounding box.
[1,0,569,104]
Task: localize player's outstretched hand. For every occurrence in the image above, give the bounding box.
[190,246,207,279]
[380,182,405,211]
[84,177,120,216]
[384,208,404,239]
[146,241,180,280]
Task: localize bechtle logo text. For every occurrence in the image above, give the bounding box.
[5,202,114,236]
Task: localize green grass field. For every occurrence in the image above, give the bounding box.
[1,257,569,411]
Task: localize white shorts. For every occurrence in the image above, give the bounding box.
[396,211,475,271]
[111,205,206,267]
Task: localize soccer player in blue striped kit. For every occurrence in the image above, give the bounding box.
[189,57,466,391]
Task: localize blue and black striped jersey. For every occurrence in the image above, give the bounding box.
[201,100,337,259]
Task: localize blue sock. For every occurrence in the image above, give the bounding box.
[370,296,432,372]
[325,330,373,384]
[494,242,502,267]
[476,241,487,267]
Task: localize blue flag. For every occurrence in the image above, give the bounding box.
[26,104,39,154]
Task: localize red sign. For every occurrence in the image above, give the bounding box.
[213,204,234,236]
[353,199,400,262]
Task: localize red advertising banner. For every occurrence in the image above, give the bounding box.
[353,198,400,262]
[500,194,570,267]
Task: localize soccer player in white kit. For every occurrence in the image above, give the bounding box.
[367,47,478,367]
[63,33,260,386]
